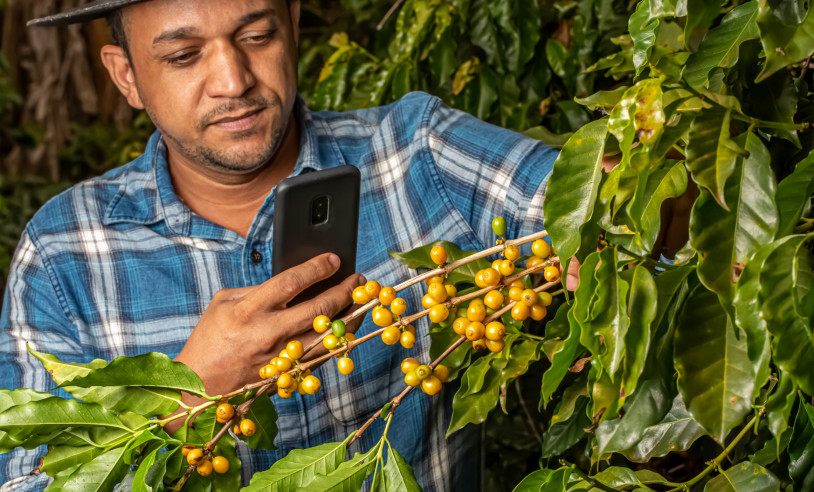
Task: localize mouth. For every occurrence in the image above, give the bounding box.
[209,108,265,132]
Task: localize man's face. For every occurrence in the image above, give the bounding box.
[116,0,300,175]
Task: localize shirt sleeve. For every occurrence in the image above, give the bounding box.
[426,98,559,248]
[0,230,84,491]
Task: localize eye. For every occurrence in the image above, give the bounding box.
[165,50,199,67]
[241,30,275,45]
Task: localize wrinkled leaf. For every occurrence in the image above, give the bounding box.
[703,461,780,492]
[242,436,351,492]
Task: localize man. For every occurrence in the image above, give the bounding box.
[0,0,561,490]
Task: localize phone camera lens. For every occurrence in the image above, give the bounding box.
[312,196,330,224]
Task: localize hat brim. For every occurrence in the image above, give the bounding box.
[27,0,150,27]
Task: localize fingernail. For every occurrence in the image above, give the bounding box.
[356,274,366,285]
[329,254,341,268]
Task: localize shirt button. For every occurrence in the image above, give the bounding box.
[251,250,263,264]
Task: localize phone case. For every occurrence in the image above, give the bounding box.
[272,165,361,305]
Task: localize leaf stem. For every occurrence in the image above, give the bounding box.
[613,243,678,270]
[560,461,618,492]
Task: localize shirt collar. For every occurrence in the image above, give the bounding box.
[103,96,347,235]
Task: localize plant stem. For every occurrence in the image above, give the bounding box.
[665,412,762,492]
[515,380,543,445]
[614,244,678,270]
[561,462,618,492]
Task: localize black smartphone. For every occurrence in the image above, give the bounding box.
[272,165,361,305]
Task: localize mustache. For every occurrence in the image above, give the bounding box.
[198,97,276,131]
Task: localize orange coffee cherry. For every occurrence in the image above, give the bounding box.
[381,325,401,345]
[313,315,331,333]
[323,334,340,351]
[427,282,448,303]
[521,289,539,306]
[484,290,504,310]
[421,376,442,396]
[364,280,382,298]
[480,268,501,286]
[286,340,304,360]
[372,307,394,327]
[504,245,520,261]
[422,294,439,309]
[181,445,196,457]
[530,304,547,321]
[401,357,420,374]
[391,298,407,316]
[433,364,450,383]
[277,372,294,390]
[498,259,515,276]
[404,370,420,387]
[379,286,397,305]
[239,419,256,436]
[532,239,551,259]
[511,302,530,321]
[197,459,213,476]
[400,330,416,349]
[301,375,322,395]
[544,266,561,282]
[467,299,486,322]
[187,448,204,466]
[466,321,485,341]
[429,304,450,323]
[352,286,371,305]
[445,284,457,298]
[485,338,505,353]
[212,456,230,474]
[526,256,544,270]
[338,356,354,375]
[453,317,469,336]
[216,403,234,423]
[430,245,448,265]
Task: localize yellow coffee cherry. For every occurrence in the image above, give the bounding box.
[526,256,544,270]
[430,245,448,265]
[404,370,421,387]
[429,304,450,323]
[504,244,520,261]
[491,259,503,271]
[187,448,204,466]
[480,268,501,286]
[485,321,505,341]
[323,334,340,351]
[421,375,442,396]
[364,280,382,299]
[509,279,525,290]
[467,299,486,322]
[465,321,485,341]
[279,349,291,360]
[391,298,407,316]
[472,338,487,351]
[337,356,354,375]
[532,239,552,259]
[212,456,230,474]
[544,266,561,282]
[259,364,276,379]
[352,286,371,305]
[313,315,331,333]
[474,271,487,288]
[484,290,504,310]
[422,294,439,309]
[286,340,304,360]
[508,287,524,302]
[485,338,505,353]
[400,330,416,349]
[521,289,539,307]
[453,317,469,336]
[240,419,256,436]
[277,372,294,390]
[425,275,445,286]
[273,357,292,373]
[427,282,448,303]
[381,325,401,345]
[445,284,457,298]
[414,364,432,380]
[372,307,394,327]
[401,357,420,374]
[181,445,196,457]
[433,364,450,383]
[302,375,322,394]
[498,259,515,276]
[539,291,553,306]
[197,459,213,476]
[379,286,397,305]
[278,387,295,399]
[511,302,530,321]
[530,304,547,321]
[403,325,416,336]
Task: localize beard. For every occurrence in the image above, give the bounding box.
[144,94,290,174]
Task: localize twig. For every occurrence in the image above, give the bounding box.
[377,0,406,30]
[515,380,543,445]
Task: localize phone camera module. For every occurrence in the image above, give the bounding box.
[311,195,330,225]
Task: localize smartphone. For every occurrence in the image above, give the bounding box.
[272,165,361,305]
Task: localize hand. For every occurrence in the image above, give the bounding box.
[174,253,365,397]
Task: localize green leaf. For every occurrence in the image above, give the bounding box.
[574,86,629,112]
[294,441,380,492]
[751,427,792,466]
[389,240,491,286]
[47,446,130,492]
[765,372,797,438]
[593,467,670,489]
[540,306,581,408]
[674,285,753,442]
[617,392,706,462]
[242,436,351,491]
[758,234,814,394]
[683,0,724,42]
[750,70,800,145]
[540,397,590,458]
[543,118,608,283]
[691,132,778,306]
[776,149,814,237]
[42,446,105,476]
[132,446,160,492]
[630,0,659,74]
[683,2,759,88]
[382,443,421,492]
[788,399,814,489]
[447,355,508,437]
[608,79,666,167]
[0,398,133,443]
[757,2,814,81]
[232,392,278,450]
[212,434,242,491]
[512,467,569,492]
[0,388,55,452]
[60,352,208,398]
[621,266,658,399]
[703,461,781,492]
[685,109,746,209]
[29,347,107,385]
[588,247,630,379]
[429,324,471,382]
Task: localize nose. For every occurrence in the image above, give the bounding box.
[205,41,256,99]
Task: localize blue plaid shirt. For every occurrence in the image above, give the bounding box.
[0,92,557,491]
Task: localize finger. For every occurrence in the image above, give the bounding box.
[289,273,366,327]
[242,253,341,313]
[566,256,581,291]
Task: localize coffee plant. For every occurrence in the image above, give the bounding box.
[3,0,814,490]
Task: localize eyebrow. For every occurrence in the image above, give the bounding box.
[151,9,277,46]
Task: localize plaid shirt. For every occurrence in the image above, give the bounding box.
[0,91,556,491]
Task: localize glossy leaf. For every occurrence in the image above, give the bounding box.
[765,372,797,438]
[618,393,706,462]
[621,266,657,399]
[629,0,659,74]
[540,397,590,458]
[758,234,814,394]
[47,446,130,492]
[447,355,507,437]
[608,79,666,167]
[42,446,105,477]
[703,461,780,492]
[512,467,568,492]
[683,2,759,88]
[674,285,753,442]
[242,437,350,492]
[539,306,581,408]
[776,149,814,237]
[428,325,471,382]
[685,109,746,209]
[691,132,778,306]
[0,388,55,452]
[59,352,208,397]
[231,392,279,450]
[294,442,380,492]
[382,443,421,492]
[390,240,491,285]
[788,400,814,490]
[593,468,669,489]
[542,118,608,283]
[588,247,630,379]
[0,397,133,442]
[757,2,814,81]
[574,87,629,112]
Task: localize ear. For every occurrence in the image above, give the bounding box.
[100,45,145,109]
[287,0,301,48]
